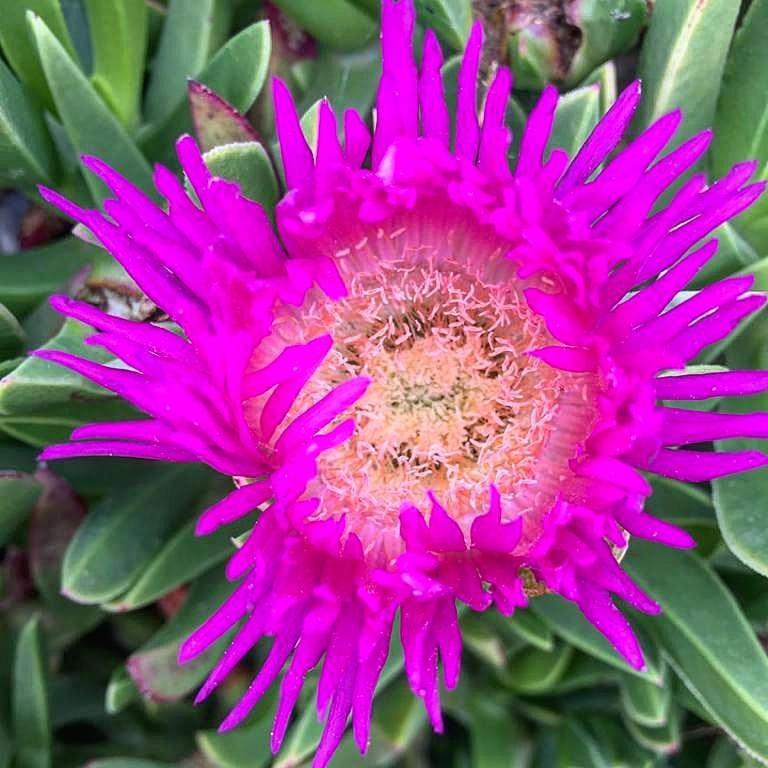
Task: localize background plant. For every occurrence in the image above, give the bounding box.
[1,0,768,766]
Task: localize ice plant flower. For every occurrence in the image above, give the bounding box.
[35,0,768,764]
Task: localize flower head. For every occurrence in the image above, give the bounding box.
[35,0,768,764]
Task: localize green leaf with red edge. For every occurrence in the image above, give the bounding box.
[188,80,260,152]
[126,568,234,702]
[139,21,271,167]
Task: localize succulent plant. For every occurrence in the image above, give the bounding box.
[1,2,768,768]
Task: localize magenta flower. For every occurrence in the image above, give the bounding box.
[35,0,767,764]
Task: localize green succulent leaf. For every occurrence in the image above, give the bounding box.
[414,0,472,51]
[0,303,25,362]
[104,666,139,715]
[711,0,768,252]
[140,21,271,166]
[505,609,555,652]
[144,0,231,125]
[0,318,118,414]
[633,0,740,146]
[104,479,242,611]
[620,667,672,728]
[532,596,663,683]
[712,397,768,579]
[466,695,531,768]
[28,13,154,203]
[299,45,381,123]
[505,643,574,695]
[202,142,279,212]
[271,0,377,51]
[61,464,213,604]
[196,694,275,768]
[84,761,175,768]
[554,720,611,768]
[0,471,42,547]
[623,704,681,755]
[0,0,76,111]
[548,83,602,162]
[84,0,148,128]
[0,57,56,189]
[567,0,649,87]
[188,80,259,152]
[273,701,325,768]
[624,541,768,762]
[0,237,102,318]
[12,618,51,768]
[127,568,233,701]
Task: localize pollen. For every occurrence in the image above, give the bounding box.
[256,217,597,564]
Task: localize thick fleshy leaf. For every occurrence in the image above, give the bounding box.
[0,0,76,111]
[143,0,231,124]
[0,303,24,361]
[505,610,555,652]
[712,397,768,578]
[548,84,601,158]
[105,666,139,715]
[633,0,739,145]
[0,471,42,546]
[414,0,472,51]
[624,541,768,761]
[85,761,174,768]
[623,704,681,755]
[127,569,233,701]
[531,596,663,682]
[0,319,119,414]
[0,58,56,188]
[202,142,279,212]
[105,478,241,611]
[505,643,574,695]
[273,701,325,768]
[620,666,672,728]
[466,694,530,768]
[12,618,51,768]
[554,721,611,768]
[299,45,381,121]
[84,0,148,128]
[711,0,768,251]
[693,223,759,287]
[140,21,271,165]
[61,465,213,604]
[196,693,275,768]
[647,476,716,529]
[28,14,154,203]
[188,81,259,152]
[271,0,377,50]
[0,237,101,318]
[566,0,649,87]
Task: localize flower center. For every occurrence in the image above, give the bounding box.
[251,215,596,564]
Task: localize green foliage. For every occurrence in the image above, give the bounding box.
[0,1,767,767]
